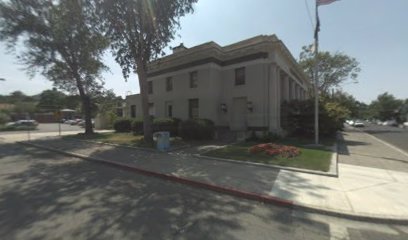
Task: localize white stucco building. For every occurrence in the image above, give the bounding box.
[124,35,310,134]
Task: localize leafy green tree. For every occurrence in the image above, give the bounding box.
[0,0,109,134]
[299,45,361,94]
[37,89,66,111]
[369,92,403,121]
[98,0,197,143]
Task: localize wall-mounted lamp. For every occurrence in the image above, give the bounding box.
[220,103,227,113]
[247,101,253,112]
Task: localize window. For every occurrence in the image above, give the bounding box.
[148,81,153,94]
[148,103,155,117]
[165,101,173,118]
[166,77,173,91]
[190,71,198,88]
[235,67,245,85]
[188,99,199,119]
[130,105,136,118]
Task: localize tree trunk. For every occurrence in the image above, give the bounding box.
[136,62,153,144]
[81,95,94,135]
[74,74,94,135]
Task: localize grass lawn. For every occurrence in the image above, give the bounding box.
[203,140,333,172]
[64,132,186,149]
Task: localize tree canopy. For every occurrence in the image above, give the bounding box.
[299,45,361,94]
[368,92,404,122]
[98,0,197,142]
[0,0,109,134]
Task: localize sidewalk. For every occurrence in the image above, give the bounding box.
[20,131,408,221]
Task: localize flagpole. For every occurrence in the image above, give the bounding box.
[314,1,320,145]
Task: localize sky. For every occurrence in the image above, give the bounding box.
[0,0,407,103]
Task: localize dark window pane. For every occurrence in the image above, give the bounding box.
[166,77,173,91]
[130,105,136,118]
[148,81,153,94]
[235,67,245,85]
[188,99,199,119]
[190,71,198,88]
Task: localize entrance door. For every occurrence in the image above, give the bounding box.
[231,97,247,131]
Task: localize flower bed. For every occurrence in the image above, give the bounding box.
[249,143,300,158]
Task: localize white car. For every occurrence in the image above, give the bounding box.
[383,120,398,126]
[353,121,365,127]
[403,122,408,128]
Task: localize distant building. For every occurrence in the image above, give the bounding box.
[125,35,310,134]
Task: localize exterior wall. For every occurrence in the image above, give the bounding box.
[124,35,311,134]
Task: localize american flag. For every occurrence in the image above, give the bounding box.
[317,0,339,6]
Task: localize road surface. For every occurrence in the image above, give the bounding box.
[359,123,408,153]
[0,142,407,239]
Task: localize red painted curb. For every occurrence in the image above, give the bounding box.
[19,141,293,207]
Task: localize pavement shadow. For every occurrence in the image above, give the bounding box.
[0,144,331,240]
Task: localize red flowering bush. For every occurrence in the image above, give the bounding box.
[248,143,300,158]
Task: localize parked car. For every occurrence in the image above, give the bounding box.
[353,120,365,128]
[403,122,408,129]
[64,119,76,125]
[11,120,39,126]
[382,120,398,127]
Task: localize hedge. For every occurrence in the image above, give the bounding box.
[179,119,215,140]
[132,117,180,136]
[113,118,132,132]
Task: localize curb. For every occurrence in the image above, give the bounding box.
[18,141,293,207]
[18,141,408,224]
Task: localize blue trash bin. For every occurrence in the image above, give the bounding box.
[154,131,170,151]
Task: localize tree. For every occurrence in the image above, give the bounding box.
[369,92,403,121]
[299,45,361,94]
[37,88,66,111]
[98,0,197,143]
[0,0,109,134]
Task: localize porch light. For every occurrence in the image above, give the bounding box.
[220,103,227,113]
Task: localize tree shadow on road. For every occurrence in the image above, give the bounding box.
[0,145,334,240]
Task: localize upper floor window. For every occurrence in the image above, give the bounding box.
[190,71,198,88]
[148,81,153,94]
[235,67,245,85]
[166,77,173,91]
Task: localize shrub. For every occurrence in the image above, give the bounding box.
[113,118,132,132]
[131,118,144,134]
[281,99,349,137]
[152,117,180,136]
[0,111,11,125]
[132,117,180,136]
[179,119,215,140]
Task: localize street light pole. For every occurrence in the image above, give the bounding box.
[314,2,320,145]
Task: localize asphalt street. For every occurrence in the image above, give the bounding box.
[1,142,407,240]
[358,123,408,153]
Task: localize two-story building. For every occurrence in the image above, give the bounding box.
[124,35,310,134]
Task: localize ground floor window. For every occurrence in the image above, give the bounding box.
[130,105,136,118]
[188,99,199,119]
[165,101,173,118]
